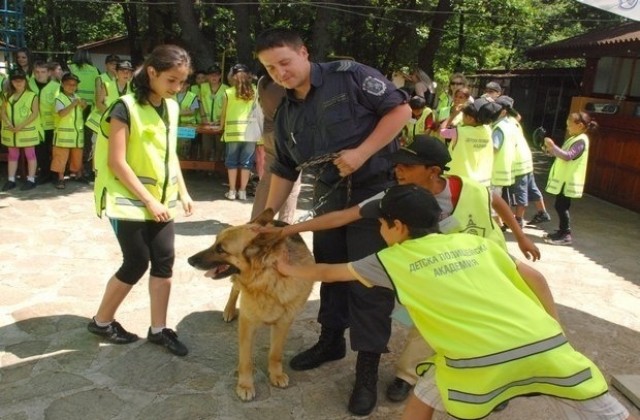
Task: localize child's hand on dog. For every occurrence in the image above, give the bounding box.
[253,225,288,236]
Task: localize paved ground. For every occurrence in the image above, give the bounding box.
[1,161,639,420]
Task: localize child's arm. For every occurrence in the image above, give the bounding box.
[491,192,540,261]
[174,161,193,216]
[57,98,80,118]
[261,205,362,237]
[218,95,228,131]
[277,258,354,283]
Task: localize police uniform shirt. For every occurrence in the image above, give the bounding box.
[272,61,408,187]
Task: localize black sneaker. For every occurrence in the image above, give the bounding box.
[528,211,551,225]
[20,181,37,191]
[147,328,188,356]
[2,181,16,191]
[88,319,139,344]
[543,230,568,241]
[386,377,413,402]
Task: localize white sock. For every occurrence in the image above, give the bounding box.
[94,317,112,328]
[27,176,35,182]
[151,326,165,334]
[8,176,15,182]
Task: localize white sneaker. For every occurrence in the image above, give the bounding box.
[225,190,236,200]
[237,190,247,200]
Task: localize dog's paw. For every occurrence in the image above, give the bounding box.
[236,382,256,401]
[223,307,237,322]
[269,372,289,388]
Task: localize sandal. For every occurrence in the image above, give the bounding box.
[55,180,65,190]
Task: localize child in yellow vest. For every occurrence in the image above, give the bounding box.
[1,68,41,191]
[277,184,632,420]
[51,73,87,189]
[219,63,256,200]
[441,97,500,187]
[543,111,598,246]
[401,96,433,146]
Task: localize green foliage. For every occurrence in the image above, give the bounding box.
[23,0,126,58]
[16,0,630,75]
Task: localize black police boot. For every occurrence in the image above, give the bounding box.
[348,351,380,416]
[289,326,346,371]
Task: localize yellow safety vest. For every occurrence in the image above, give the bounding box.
[178,91,198,126]
[222,87,254,143]
[404,107,433,145]
[377,233,609,419]
[491,117,517,186]
[86,75,130,133]
[189,85,201,124]
[1,91,42,148]
[68,63,100,105]
[446,124,493,187]
[511,116,534,176]
[94,94,180,221]
[546,133,589,198]
[53,93,84,148]
[435,91,452,122]
[38,80,61,131]
[439,175,506,250]
[199,82,228,123]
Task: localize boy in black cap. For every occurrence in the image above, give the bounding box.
[259,135,545,401]
[276,184,631,420]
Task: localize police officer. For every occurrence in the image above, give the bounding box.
[256,28,411,416]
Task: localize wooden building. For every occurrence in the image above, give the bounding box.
[527,22,640,213]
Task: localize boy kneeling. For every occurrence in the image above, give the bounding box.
[277,184,632,420]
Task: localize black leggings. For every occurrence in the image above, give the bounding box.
[110,219,175,285]
[554,189,572,233]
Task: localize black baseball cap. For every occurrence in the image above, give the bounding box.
[9,68,27,80]
[231,63,249,75]
[105,54,121,64]
[360,184,441,229]
[485,81,502,93]
[61,72,80,83]
[495,95,514,109]
[116,60,133,71]
[389,135,451,170]
[205,64,222,74]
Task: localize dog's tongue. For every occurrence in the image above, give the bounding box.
[205,265,230,278]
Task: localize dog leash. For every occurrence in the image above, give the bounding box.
[296,153,352,222]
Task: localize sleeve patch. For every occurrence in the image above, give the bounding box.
[362,76,387,96]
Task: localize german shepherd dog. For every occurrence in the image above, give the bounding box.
[188,209,315,401]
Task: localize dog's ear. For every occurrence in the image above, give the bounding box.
[244,229,283,260]
[250,208,276,226]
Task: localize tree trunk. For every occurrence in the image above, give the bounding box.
[310,0,332,61]
[119,1,144,66]
[176,0,215,71]
[418,0,455,77]
[229,0,252,67]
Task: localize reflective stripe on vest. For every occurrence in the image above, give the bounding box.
[178,91,198,125]
[491,118,517,186]
[511,117,534,176]
[545,133,589,198]
[446,333,567,368]
[39,81,61,130]
[0,91,41,148]
[93,95,180,221]
[222,87,254,142]
[449,368,593,405]
[54,94,84,147]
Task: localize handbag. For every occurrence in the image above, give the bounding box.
[245,88,264,143]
